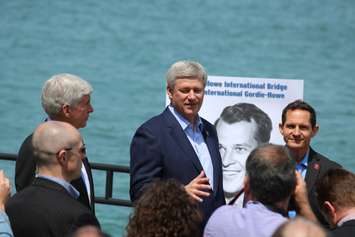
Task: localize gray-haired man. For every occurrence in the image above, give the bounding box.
[15,73,95,212]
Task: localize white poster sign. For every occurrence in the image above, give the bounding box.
[166,75,303,205]
[200,76,304,144]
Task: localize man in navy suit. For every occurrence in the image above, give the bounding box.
[130,60,225,225]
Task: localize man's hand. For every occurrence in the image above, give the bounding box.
[185,171,211,202]
[294,171,318,222]
[294,171,308,205]
[0,170,11,211]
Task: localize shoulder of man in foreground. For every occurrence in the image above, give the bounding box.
[5,181,100,237]
[204,205,234,237]
[309,148,342,171]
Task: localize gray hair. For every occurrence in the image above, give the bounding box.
[41,73,93,117]
[166,60,207,89]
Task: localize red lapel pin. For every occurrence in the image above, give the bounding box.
[313,163,320,171]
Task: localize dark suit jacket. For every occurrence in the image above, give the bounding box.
[15,134,96,213]
[5,177,100,237]
[130,107,225,224]
[292,148,341,227]
[331,220,355,237]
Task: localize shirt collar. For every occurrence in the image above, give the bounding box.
[298,149,310,168]
[168,105,203,131]
[37,175,80,199]
[337,212,355,227]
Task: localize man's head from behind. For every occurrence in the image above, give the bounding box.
[316,168,355,227]
[272,217,327,237]
[69,225,110,237]
[215,103,272,197]
[245,144,296,207]
[32,121,84,182]
[41,73,94,129]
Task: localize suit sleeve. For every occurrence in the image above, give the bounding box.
[15,135,36,191]
[129,125,163,202]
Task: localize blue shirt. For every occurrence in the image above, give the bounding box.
[168,105,214,189]
[296,150,309,179]
[37,175,80,199]
[0,211,13,237]
[289,149,309,218]
[204,201,287,237]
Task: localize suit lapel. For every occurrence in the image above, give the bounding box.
[163,108,203,172]
[202,124,220,192]
[82,157,95,213]
[305,148,321,193]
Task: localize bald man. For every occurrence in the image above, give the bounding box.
[6,121,100,237]
[272,218,327,237]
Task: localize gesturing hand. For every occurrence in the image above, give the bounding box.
[185,171,211,202]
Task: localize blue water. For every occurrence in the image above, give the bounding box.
[1,1,354,236]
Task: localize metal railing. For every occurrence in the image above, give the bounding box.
[0,152,132,207]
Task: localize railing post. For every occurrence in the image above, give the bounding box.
[106,170,113,199]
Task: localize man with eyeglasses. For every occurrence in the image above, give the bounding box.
[15,74,95,213]
[6,121,100,237]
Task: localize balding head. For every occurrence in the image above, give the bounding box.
[32,121,83,180]
[246,144,296,206]
[272,218,327,237]
[69,225,110,237]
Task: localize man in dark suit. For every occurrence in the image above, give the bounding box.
[279,100,341,226]
[130,60,225,225]
[15,73,95,213]
[316,168,355,237]
[6,121,100,237]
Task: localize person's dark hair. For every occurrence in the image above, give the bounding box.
[215,103,272,144]
[281,100,317,127]
[316,168,355,212]
[126,179,202,237]
[246,144,296,205]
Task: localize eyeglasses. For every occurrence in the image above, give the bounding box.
[37,144,86,157]
[64,145,87,157]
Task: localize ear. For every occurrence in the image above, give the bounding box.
[323,201,337,225]
[57,149,67,166]
[167,86,173,100]
[278,123,284,136]
[311,124,319,138]
[61,104,71,118]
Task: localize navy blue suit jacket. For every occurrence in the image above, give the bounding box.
[6,177,99,237]
[331,220,355,237]
[130,107,225,223]
[289,147,341,228]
